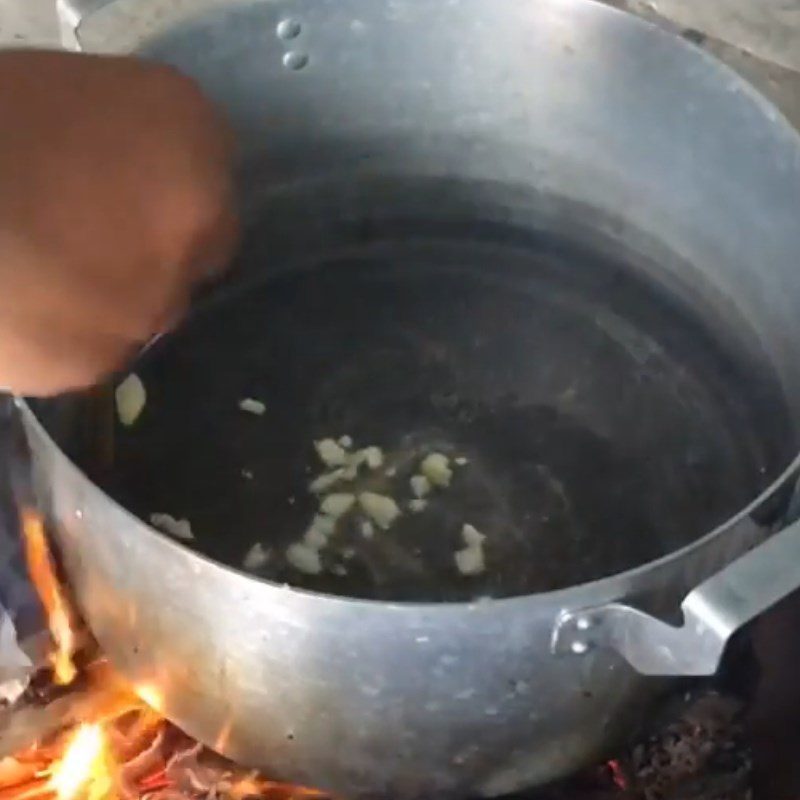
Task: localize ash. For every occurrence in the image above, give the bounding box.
[628,690,751,800]
[510,689,752,800]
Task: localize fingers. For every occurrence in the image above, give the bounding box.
[0,51,239,396]
[0,320,132,397]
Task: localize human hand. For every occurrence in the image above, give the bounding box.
[0,50,238,396]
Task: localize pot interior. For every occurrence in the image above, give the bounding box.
[32,174,796,601]
[30,0,800,601]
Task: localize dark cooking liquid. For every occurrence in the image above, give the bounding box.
[64,178,795,601]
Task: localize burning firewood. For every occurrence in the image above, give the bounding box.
[0,655,329,800]
[0,659,136,760]
[1,509,329,800]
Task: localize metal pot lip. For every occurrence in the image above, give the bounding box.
[17,396,800,612]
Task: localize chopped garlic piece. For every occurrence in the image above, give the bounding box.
[360,520,375,539]
[315,515,337,536]
[338,435,353,449]
[309,468,345,494]
[303,528,328,549]
[362,446,384,470]
[341,464,360,481]
[359,492,401,530]
[455,546,485,576]
[420,453,453,488]
[307,514,336,539]
[462,523,486,548]
[241,468,254,480]
[149,513,194,541]
[454,456,469,466]
[409,499,428,513]
[286,543,322,575]
[239,398,266,415]
[242,542,270,570]
[315,439,347,467]
[342,547,356,560]
[331,564,348,577]
[410,474,431,498]
[341,450,366,479]
[320,493,356,518]
[115,374,146,427]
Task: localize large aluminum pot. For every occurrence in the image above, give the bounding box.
[15,0,800,797]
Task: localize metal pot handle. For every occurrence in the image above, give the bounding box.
[56,0,116,50]
[551,518,800,675]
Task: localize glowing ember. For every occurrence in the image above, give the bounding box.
[21,509,77,685]
[606,758,627,790]
[49,724,107,800]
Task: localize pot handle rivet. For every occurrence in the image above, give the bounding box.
[570,640,590,655]
[276,19,302,40]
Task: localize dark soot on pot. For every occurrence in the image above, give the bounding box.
[82,180,794,601]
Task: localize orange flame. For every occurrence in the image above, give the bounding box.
[21,510,77,685]
[48,724,108,800]
[133,684,163,715]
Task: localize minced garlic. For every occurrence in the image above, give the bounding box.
[455,546,485,576]
[410,474,431,498]
[320,493,356,519]
[461,523,486,548]
[242,542,270,570]
[315,439,347,467]
[286,543,323,575]
[420,453,453,488]
[239,398,266,415]
[149,512,194,541]
[359,492,401,530]
[115,374,146,427]
[309,468,345,494]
